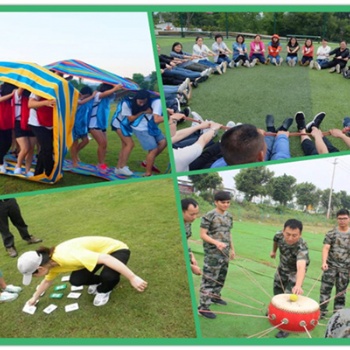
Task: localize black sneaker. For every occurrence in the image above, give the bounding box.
[211,298,227,306]
[278,117,293,131]
[275,330,290,338]
[26,236,43,244]
[295,111,306,131]
[265,114,276,132]
[6,247,18,258]
[305,112,326,132]
[183,107,191,118]
[198,307,217,319]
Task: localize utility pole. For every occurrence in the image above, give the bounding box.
[327,158,338,219]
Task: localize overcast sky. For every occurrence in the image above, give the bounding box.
[0,12,155,78]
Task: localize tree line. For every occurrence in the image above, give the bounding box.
[189,169,350,216]
[154,12,350,43]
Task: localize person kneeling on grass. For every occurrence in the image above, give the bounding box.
[17,236,147,307]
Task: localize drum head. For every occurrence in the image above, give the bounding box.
[271,294,319,314]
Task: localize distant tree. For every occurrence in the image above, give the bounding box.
[267,174,296,206]
[234,167,274,202]
[295,182,321,210]
[148,71,159,92]
[190,173,223,203]
[132,73,149,90]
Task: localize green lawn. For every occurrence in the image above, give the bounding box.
[157,36,350,160]
[189,216,341,340]
[0,179,195,341]
[0,101,171,196]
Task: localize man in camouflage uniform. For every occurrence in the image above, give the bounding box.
[181,198,201,276]
[198,191,235,319]
[270,218,309,338]
[319,208,350,319]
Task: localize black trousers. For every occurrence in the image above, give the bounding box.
[0,198,31,248]
[69,249,131,293]
[30,125,54,176]
[0,129,12,165]
[301,137,339,156]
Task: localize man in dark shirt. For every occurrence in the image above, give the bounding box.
[320,40,349,73]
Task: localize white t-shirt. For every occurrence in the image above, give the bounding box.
[111,100,132,129]
[88,92,102,128]
[174,143,203,172]
[192,44,210,62]
[132,99,161,132]
[28,93,53,130]
[212,41,229,62]
[317,45,331,60]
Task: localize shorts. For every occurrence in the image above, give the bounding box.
[14,120,35,138]
[73,133,88,141]
[132,129,165,151]
[88,128,106,132]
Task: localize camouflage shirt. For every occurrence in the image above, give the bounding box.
[201,209,233,255]
[274,231,310,272]
[185,222,192,254]
[323,228,350,270]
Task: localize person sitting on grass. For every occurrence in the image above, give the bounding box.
[232,34,250,68]
[249,34,266,66]
[312,38,331,70]
[329,116,350,148]
[266,34,283,66]
[286,37,300,67]
[212,34,235,68]
[299,39,314,67]
[17,236,148,307]
[318,40,349,74]
[0,269,22,302]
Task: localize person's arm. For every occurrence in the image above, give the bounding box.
[322,243,331,271]
[28,98,55,109]
[97,253,147,292]
[200,227,227,251]
[311,127,329,154]
[190,252,201,275]
[78,91,97,105]
[153,113,163,124]
[292,259,307,295]
[229,233,235,260]
[27,279,54,306]
[329,129,350,148]
[0,90,15,102]
[127,107,152,123]
[171,121,211,144]
[270,241,278,258]
[99,84,123,99]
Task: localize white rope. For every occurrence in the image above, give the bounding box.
[306,270,323,297]
[247,322,284,339]
[302,325,312,338]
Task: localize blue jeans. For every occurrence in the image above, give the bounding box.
[163,85,178,100]
[286,56,298,64]
[268,55,282,64]
[217,56,232,65]
[264,134,290,161]
[317,58,329,68]
[301,56,313,64]
[250,53,266,64]
[197,59,218,68]
[163,67,201,80]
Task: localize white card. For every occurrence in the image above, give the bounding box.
[61,275,70,282]
[65,303,79,312]
[22,303,37,315]
[43,304,58,314]
[70,285,83,291]
[67,292,81,299]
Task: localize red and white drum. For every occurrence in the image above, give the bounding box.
[268,294,320,333]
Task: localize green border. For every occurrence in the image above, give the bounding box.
[1,3,349,346]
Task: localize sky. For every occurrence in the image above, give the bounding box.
[0,12,156,79]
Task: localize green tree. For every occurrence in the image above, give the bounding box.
[295,182,321,210]
[190,173,223,193]
[234,167,274,202]
[267,174,296,206]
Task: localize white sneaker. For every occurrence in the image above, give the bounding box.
[228,61,235,68]
[0,164,6,174]
[250,58,258,67]
[226,121,236,128]
[14,167,22,175]
[206,68,213,76]
[336,64,341,73]
[87,284,100,295]
[191,111,204,127]
[278,57,283,66]
[220,61,227,73]
[93,291,111,307]
[177,78,190,93]
[200,69,208,77]
[25,171,34,177]
[0,291,18,302]
[4,284,22,293]
[115,166,133,176]
[314,61,321,70]
[309,60,314,69]
[216,65,222,75]
[244,60,250,68]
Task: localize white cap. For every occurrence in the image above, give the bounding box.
[17,251,43,285]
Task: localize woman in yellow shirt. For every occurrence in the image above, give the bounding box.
[17,236,147,307]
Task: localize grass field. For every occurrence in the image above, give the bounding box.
[157,36,350,160]
[0,101,171,196]
[0,179,195,341]
[188,211,345,340]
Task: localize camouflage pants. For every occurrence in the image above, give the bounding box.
[273,266,296,295]
[319,268,350,313]
[199,252,229,310]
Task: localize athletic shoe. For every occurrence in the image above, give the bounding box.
[288,59,292,67]
[141,161,160,173]
[177,78,190,93]
[298,60,303,66]
[206,68,213,76]
[265,57,271,65]
[88,284,100,295]
[277,117,293,131]
[236,59,243,67]
[309,60,314,69]
[211,298,227,306]
[336,64,341,73]
[191,111,204,127]
[244,60,250,68]
[93,291,112,306]
[329,66,336,73]
[0,291,18,303]
[26,236,43,244]
[0,164,6,174]
[303,61,310,66]
[291,60,296,67]
[250,58,258,67]
[97,163,108,174]
[220,61,227,73]
[265,114,275,132]
[295,111,306,131]
[114,166,133,176]
[226,121,236,128]
[228,61,235,68]
[314,61,321,70]
[275,331,290,338]
[6,247,17,258]
[278,57,283,66]
[306,112,326,132]
[183,107,191,117]
[198,307,216,319]
[4,285,22,294]
[25,171,34,177]
[200,69,209,77]
[215,65,222,75]
[14,167,22,175]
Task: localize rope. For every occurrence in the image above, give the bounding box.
[306,270,323,297]
[319,287,350,306]
[302,325,312,338]
[247,322,284,339]
[198,309,268,319]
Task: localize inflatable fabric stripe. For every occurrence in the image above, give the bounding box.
[0,61,79,184]
[45,59,139,91]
